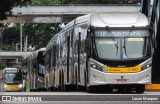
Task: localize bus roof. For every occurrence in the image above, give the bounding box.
[75,13,148,27]
[3,68,19,70]
[3,68,20,73]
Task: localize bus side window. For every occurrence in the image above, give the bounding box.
[86,30,91,57]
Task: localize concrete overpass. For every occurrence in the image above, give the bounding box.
[0,5,141,23]
[0,51,33,59]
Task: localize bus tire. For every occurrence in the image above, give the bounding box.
[135,85,145,93]
[50,86,55,91]
[105,86,113,93]
[65,85,70,91]
[87,86,95,93]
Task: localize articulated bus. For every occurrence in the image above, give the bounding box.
[25,48,46,91]
[2,68,25,92]
[45,13,152,93]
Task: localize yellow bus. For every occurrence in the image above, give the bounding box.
[2,68,25,92]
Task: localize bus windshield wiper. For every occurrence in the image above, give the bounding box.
[105,26,119,56]
[115,41,119,56]
[123,27,134,59]
[123,38,128,59]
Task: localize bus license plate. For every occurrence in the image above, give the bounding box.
[117,79,127,84]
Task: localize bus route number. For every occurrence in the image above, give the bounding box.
[128,68,138,72]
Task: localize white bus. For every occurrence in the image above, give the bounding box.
[24,48,46,91]
[45,13,152,93]
[2,68,24,92]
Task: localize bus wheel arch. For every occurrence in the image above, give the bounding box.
[135,84,145,93]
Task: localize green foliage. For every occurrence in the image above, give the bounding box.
[23,23,60,49]
[1,44,16,51]
[0,60,6,70]
[0,0,31,20]
[2,24,20,45]
[56,0,141,4]
[29,0,141,5]
[2,23,60,51]
[2,24,20,50]
[31,0,61,5]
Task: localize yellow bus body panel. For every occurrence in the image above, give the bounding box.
[6,85,19,90]
[145,84,160,91]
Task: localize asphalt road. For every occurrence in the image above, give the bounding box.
[1,101,160,104]
[0,92,159,104]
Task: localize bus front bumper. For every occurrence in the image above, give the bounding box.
[89,67,151,86]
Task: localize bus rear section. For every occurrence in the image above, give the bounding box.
[2,68,23,92]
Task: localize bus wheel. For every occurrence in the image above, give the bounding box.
[125,87,131,93]
[118,88,124,93]
[65,85,70,91]
[135,85,145,93]
[50,86,55,91]
[105,86,113,93]
[87,86,95,93]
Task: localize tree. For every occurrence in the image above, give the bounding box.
[61,0,141,4]
[23,23,60,50]
[2,23,61,51]
[30,0,61,5]
[0,59,6,70]
[35,23,60,49]
[2,24,20,50]
[0,0,31,20]
[18,0,142,5]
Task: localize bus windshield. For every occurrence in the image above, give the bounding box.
[93,30,150,60]
[4,73,22,84]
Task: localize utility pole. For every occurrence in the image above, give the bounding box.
[20,23,23,51]
[0,23,3,51]
[24,35,28,51]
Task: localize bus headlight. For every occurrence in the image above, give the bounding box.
[90,62,102,71]
[18,84,23,88]
[141,60,152,70]
[4,84,7,88]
